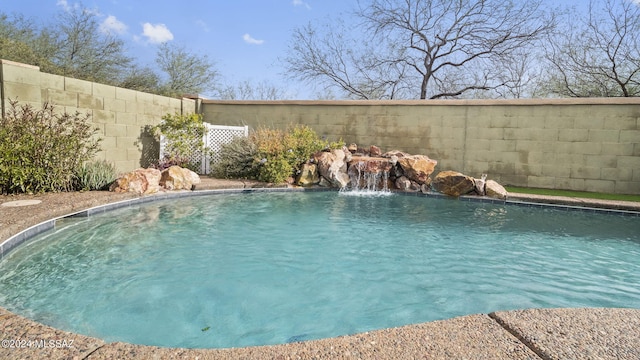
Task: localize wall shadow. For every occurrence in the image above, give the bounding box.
[137,125,160,168]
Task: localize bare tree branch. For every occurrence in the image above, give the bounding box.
[543,0,640,97]
[284,0,555,99]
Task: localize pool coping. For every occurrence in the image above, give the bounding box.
[0,184,639,359]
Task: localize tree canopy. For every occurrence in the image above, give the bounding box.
[155,43,218,97]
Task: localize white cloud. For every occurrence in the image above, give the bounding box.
[100,15,128,35]
[56,1,100,15]
[142,23,174,44]
[56,0,71,11]
[292,0,311,9]
[243,33,264,45]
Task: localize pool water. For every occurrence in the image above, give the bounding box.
[0,191,639,348]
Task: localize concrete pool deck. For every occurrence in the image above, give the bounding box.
[0,178,639,359]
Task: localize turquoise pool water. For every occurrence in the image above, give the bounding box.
[0,191,639,349]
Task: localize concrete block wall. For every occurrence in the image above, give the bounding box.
[2,58,638,194]
[202,99,640,195]
[0,59,196,173]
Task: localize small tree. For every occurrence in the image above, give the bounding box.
[151,112,207,172]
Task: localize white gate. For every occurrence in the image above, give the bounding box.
[160,123,249,174]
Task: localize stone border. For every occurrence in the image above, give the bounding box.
[0,187,639,359]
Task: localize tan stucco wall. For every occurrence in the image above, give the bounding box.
[0,59,196,173]
[202,99,640,195]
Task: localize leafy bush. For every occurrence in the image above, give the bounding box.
[211,124,343,184]
[74,160,117,191]
[251,124,342,183]
[210,136,259,179]
[0,100,101,194]
[257,154,294,184]
[251,127,290,183]
[151,112,207,172]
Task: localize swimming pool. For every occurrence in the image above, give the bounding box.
[0,191,638,349]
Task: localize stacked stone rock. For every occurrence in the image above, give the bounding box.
[297,144,507,200]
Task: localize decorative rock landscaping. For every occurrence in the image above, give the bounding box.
[110,166,200,194]
[108,144,506,199]
[298,143,507,199]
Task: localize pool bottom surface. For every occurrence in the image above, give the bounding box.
[0,191,638,349]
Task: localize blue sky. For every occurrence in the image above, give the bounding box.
[1,0,356,98]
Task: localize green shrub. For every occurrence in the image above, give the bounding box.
[210,124,343,184]
[251,124,342,183]
[151,112,207,172]
[0,100,101,194]
[74,160,117,191]
[257,154,294,183]
[210,136,259,179]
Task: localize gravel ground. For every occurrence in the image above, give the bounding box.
[0,180,638,359]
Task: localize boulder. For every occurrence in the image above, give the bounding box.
[369,145,382,157]
[395,176,412,191]
[296,163,320,186]
[318,176,333,188]
[347,157,393,190]
[141,168,162,194]
[347,143,358,153]
[160,166,201,190]
[485,180,508,200]
[431,171,475,197]
[342,146,353,163]
[348,156,393,174]
[397,155,438,184]
[474,173,487,196]
[409,180,422,192]
[382,150,410,159]
[109,168,161,194]
[315,148,350,188]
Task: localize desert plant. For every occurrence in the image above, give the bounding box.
[74,160,117,191]
[210,136,259,179]
[251,124,341,183]
[0,100,101,194]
